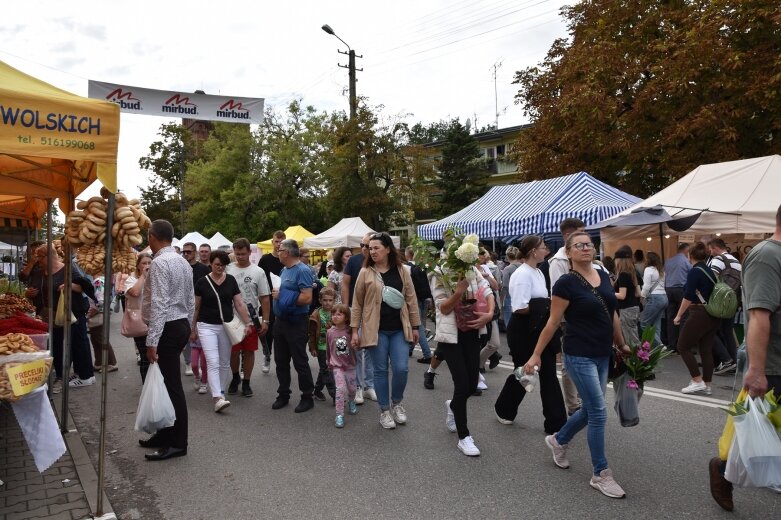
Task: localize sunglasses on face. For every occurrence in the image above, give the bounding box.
[182,250,195,254]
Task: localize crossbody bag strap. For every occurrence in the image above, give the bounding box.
[206,275,226,323]
[694,266,716,304]
[571,270,611,321]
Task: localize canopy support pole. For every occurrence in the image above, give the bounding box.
[60,240,73,432]
[659,223,666,260]
[96,193,115,517]
[46,201,55,396]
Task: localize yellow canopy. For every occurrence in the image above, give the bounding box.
[257,225,315,253]
[0,60,120,212]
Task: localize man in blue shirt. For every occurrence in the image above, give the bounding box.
[665,243,691,352]
[271,239,315,413]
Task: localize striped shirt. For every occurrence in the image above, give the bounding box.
[142,246,195,347]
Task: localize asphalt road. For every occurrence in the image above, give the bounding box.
[67,314,780,519]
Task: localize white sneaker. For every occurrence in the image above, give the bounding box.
[364,388,378,401]
[214,398,231,413]
[477,373,488,391]
[681,380,708,394]
[457,435,481,456]
[68,376,95,388]
[495,412,513,425]
[445,400,456,432]
[354,387,364,405]
[184,367,193,376]
[391,403,407,424]
[590,468,626,498]
[198,384,208,394]
[379,410,396,429]
[261,357,270,374]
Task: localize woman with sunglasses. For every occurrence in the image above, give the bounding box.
[350,232,420,429]
[523,232,630,499]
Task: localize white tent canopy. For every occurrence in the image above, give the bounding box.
[210,232,233,249]
[600,155,781,241]
[304,217,400,249]
[178,231,211,248]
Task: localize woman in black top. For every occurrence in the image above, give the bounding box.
[192,250,252,413]
[523,232,630,499]
[673,242,721,395]
[613,248,640,346]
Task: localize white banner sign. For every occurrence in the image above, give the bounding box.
[88,81,264,124]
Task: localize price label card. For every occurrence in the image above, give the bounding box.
[6,360,47,397]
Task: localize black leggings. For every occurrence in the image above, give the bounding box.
[494,313,566,434]
[440,329,480,439]
[134,335,149,383]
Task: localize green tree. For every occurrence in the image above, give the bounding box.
[432,119,489,218]
[513,0,781,197]
[138,123,194,234]
[324,105,433,230]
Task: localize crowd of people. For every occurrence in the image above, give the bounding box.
[19,206,780,505]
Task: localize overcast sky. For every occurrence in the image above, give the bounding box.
[1,0,571,204]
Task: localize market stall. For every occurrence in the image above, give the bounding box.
[595,155,781,257]
[0,56,119,512]
[259,225,315,252]
[417,171,640,245]
[304,217,400,249]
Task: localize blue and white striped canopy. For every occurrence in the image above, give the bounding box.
[417,171,640,242]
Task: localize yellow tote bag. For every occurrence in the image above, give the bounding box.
[54,289,77,327]
[718,388,749,461]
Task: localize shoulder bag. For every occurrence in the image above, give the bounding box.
[207,276,247,346]
[121,306,148,337]
[371,267,405,310]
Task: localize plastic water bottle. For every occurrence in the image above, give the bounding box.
[514,366,539,392]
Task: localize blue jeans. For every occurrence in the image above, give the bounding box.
[418,300,432,358]
[641,293,668,347]
[368,329,410,410]
[556,354,610,475]
[502,296,513,331]
[356,346,374,390]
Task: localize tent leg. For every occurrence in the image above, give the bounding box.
[60,240,73,433]
[659,223,665,259]
[96,193,115,517]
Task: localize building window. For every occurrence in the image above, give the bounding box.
[496,144,506,156]
[485,148,495,159]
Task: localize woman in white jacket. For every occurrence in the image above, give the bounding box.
[430,266,494,457]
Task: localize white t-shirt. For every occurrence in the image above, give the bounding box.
[508,263,548,312]
[226,263,270,310]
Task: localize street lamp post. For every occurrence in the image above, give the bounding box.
[321,24,361,120]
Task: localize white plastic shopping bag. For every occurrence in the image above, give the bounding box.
[725,434,754,487]
[732,397,781,487]
[134,364,176,434]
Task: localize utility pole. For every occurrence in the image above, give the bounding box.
[492,59,503,129]
[322,24,362,120]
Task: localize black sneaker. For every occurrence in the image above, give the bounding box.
[294,398,314,413]
[417,357,432,364]
[423,371,436,390]
[241,381,253,397]
[272,397,289,410]
[489,352,502,369]
[714,361,737,375]
[228,374,241,395]
[313,390,326,401]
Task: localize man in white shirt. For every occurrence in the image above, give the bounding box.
[548,217,587,415]
[226,238,271,397]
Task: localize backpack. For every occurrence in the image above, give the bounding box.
[695,266,738,319]
[716,254,742,304]
[408,262,432,301]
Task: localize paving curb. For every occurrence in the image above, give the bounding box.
[51,397,115,519]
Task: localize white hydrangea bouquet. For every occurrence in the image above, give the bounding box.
[412,228,487,330]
